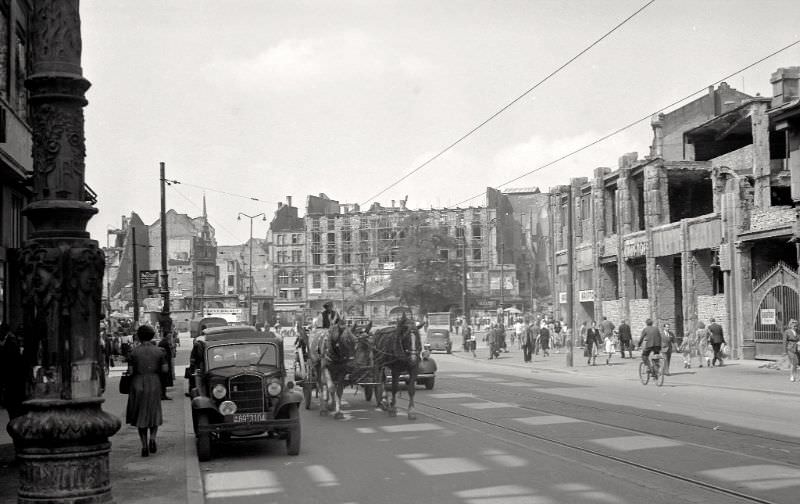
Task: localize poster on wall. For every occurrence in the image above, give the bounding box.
[760,308,776,325]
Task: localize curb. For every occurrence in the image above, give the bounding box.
[185,378,203,504]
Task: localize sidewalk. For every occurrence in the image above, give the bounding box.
[451,339,798,395]
[0,334,202,504]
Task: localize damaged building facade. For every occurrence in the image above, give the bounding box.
[550,68,800,360]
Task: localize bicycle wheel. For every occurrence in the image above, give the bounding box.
[655,358,665,387]
[638,361,649,385]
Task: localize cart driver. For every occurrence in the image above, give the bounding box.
[321,302,340,329]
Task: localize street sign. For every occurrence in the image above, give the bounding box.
[760,308,776,325]
[139,270,159,289]
[251,305,259,315]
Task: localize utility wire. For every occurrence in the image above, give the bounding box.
[359,0,658,207]
[453,38,800,207]
[167,185,246,244]
[164,178,265,203]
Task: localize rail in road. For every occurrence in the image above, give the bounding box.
[385,370,799,504]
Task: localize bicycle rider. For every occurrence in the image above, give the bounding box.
[637,318,662,375]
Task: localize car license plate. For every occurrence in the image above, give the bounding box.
[232,412,267,423]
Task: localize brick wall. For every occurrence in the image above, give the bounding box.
[655,258,676,327]
[697,294,727,330]
[710,144,753,174]
[749,206,794,232]
[602,299,621,325]
[629,299,651,335]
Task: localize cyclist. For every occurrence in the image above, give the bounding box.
[637,318,662,376]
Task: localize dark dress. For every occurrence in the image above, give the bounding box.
[126,342,167,428]
[157,336,175,387]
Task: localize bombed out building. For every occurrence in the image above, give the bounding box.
[549,69,800,360]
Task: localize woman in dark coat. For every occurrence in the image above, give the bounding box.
[585,321,602,366]
[126,325,168,457]
[157,332,174,400]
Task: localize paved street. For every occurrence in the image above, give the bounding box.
[195,343,800,504]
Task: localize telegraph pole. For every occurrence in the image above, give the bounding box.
[132,226,139,324]
[159,162,172,336]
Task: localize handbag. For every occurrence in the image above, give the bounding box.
[119,372,131,394]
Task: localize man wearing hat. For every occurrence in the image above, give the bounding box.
[321,302,340,329]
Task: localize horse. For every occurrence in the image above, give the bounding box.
[307,321,357,419]
[373,315,423,420]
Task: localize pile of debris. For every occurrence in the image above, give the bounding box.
[758,356,789,370]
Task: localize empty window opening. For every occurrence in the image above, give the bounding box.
[668,170,713,222]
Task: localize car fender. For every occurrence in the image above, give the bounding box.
[275,391,303,418]
[191,396,217,412]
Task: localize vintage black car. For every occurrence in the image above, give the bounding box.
[188,326,303,461]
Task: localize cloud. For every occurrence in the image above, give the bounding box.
[209,30,435,91]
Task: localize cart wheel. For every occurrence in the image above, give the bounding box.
[286,404,301,456]
[364,385,373,402]
[196,413,212,462]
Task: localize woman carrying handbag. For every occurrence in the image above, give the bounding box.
[125,325,169,457]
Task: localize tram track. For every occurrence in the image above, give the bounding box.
[403,395,785,504]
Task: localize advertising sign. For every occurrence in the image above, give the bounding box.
[139,270,159,289]
[558,292,567,304]
[760,308,776,325]
[578,290,594,302]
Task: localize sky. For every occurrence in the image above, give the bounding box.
[80,0,800,246]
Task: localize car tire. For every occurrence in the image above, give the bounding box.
[425,377,435,390]
[196,413,212,462]
[446,347,452,354]
[286,404,301,456]
[364,385,373,402]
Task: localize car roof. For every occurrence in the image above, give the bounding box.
[202,326,280,344]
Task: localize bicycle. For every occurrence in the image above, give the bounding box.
[639,352,665,386]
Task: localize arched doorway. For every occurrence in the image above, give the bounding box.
[753,262,799,357]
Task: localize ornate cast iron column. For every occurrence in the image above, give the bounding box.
[7,2,121,503]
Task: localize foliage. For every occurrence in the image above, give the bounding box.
[389,215,464,314]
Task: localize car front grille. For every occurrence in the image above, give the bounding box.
[228,374,264,413]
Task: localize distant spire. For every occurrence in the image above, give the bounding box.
[201,192,211,240]
[202,193,208,222]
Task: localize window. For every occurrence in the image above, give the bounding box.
[277,251,288,263]
[312,273,321,289]
[312,253,321,265]
[327,232,335,243]
[291,234,300,244]
[276,235,285,245]
[580,195,590,220]
[311,218,320,229]
[343,253,351,264]
[279,289,288,299]
[360,230,369,242]
[291,250,302,263]
[456,227,465,238]
[227,261,235,272]
[439,249,449,260]
[278,270,289,285]
[227,276,234,287]
[292,289,303,299]
[342,230,352,243]
[0,9,8,101]
[472,223,482,240]
[311,232,321,244]
[456,247,463,259]
[343,274,352,288]
[328,252,336,264]
[473,248,482,260]
[327,272,336,288]
[291,270,303,284]
[14,33,26,121]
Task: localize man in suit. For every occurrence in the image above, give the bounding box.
[707,317,725,366]
[618,320,633,358]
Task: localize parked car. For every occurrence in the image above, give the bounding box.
[188,325,303,461]
[385,350,438,390]
[425,328,452,354]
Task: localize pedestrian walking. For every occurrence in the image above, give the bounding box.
[661,323,676,375]
[579,321,587,347]
[157,330,174,400]
[522,323,535,363]
[600,316,615,345]
[783,319,800,382]
[618,319,633,358]
[603,331,615,365]
[552,319,563,353]
[707,318,725,366]
[126,325,169,457]
[695,320,709,367]
[538,323,551,357]
[585,321,601,366]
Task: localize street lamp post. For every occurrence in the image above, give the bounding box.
[10,4,122,502]
[238,212,266,324]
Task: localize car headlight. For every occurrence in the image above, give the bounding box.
[219,400,237,415]
[212,384,227,399]
[267,380,282,396]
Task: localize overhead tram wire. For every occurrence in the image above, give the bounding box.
[358,0,658,207]
[163,178,265,203]
[453,38,800,207]
[167,184,247,244]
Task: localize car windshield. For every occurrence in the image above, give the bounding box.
[429,332,448,339]
[207,343,278,369]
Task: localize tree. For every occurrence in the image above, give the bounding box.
[389,215,463,315]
